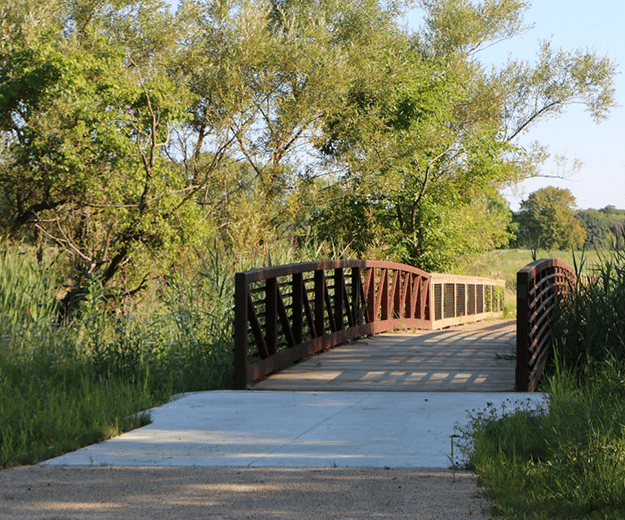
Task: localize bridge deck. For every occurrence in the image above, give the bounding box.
[253,319,516,392]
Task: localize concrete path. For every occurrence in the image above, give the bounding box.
[254,319,517,392]
[40,320,544,470]
[41,390,546,469]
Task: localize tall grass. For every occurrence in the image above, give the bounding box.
[0,243,237,467]
[0,237,344,467]
[551,249,625,370]
[458,247,625,519]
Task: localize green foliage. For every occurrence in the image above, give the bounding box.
[576,209,613,249]
[0,235,346,467]
[514,187,586,252]
[0,0,209,294]
[0,245,58,332]
[551,247,625,372]
[1,0,618,286]
[0,243,238,467]
[458,247,625,519]
[575,207,625,250]
[459,362,625,519]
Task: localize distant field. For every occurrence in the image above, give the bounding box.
[453,249,603,286]
[451,249,604,315]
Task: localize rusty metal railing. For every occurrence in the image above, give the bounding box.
[234,260,506,389]
[515,259,575,392]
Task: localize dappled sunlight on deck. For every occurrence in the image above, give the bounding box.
[254,319,516,392]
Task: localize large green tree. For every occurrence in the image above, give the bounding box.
[312,0,616,270]
[0,0,214,297]
[515,186,586,251]
[0,0,618,290]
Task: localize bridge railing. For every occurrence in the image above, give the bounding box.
[516,259,576,391]
[234,260,505,388]
[429,274,506,330]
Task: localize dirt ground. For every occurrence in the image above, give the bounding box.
[0,466,490,519]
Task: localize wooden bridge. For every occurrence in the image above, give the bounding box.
[254,319,517,392]
[234,259,575,393]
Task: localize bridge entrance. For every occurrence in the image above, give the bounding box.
[253,319,516,392]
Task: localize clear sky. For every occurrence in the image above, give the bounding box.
[405,1,625,211]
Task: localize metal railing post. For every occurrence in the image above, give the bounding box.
[515,268,530,391]
[234,272,249,390]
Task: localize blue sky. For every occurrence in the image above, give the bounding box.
[406,0,625,211]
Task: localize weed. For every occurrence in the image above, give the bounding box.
[494,351,516,360]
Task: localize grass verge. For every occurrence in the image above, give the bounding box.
[457,248,625,519]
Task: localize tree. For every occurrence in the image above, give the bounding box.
[312,0,616,269]
[173,0,407,251]
[0,0,618,290]
[516,187,586,251]
[576,209,611,250]
[0,0,211,298]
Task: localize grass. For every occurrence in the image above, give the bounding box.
[454,248,605,316]
[0,236,345,468]
[454,248,603,287]
[456,247,625,519]
[0,244,235,467]
[2,242,619,475]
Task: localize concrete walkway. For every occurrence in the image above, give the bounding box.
[41,390,546,469]
[40,319,545,470]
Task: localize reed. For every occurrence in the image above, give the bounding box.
[0,237,341,467]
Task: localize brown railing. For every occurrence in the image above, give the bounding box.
[234,260,505,389]
[515,259,575,392]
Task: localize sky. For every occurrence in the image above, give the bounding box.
[405,0,625,211]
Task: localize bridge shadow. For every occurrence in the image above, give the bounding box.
[253,319,517,392]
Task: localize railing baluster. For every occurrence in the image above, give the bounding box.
[380,269,389,321]
[365,268,375,323]
[352,267,361,325]
[314,269,325,338]
[292,273,303,345]
[265,278,278,356]
[334,268,345,331]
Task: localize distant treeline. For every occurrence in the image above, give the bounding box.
[576,206,625,249]
[510,204,625,251]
